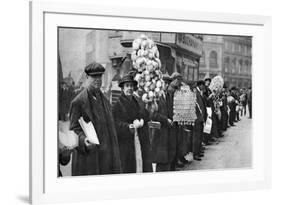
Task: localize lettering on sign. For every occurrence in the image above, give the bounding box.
[176,34,203,56]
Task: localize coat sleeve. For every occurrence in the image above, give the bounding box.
[69,100,87,154]
[112,102,132,139]
[151,100,169,127]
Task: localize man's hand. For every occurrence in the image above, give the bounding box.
[84,138,96,153]
[167,119,173,126]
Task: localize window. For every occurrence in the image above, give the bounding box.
[244,60,249,73]
[232,58,237,73]
[200,51,206,65]
[239,59,243,73]
[224,56,230,73]
[209,50,218,68]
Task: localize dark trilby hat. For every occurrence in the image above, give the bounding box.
[171,72,183,80]
[84,62,105,77]
[162,73,172,82]
[118,74,138,88]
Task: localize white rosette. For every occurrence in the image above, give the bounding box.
[131,34,164,104]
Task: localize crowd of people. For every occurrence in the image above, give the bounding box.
[58,62,252,176]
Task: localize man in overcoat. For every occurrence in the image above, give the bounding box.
[150,74,175,171]
[112,74,148,173]
[193,80,207,161]
[69,62,122,176]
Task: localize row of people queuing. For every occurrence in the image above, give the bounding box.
[58,62,252,176]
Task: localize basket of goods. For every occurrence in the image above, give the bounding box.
[173,85,197,125]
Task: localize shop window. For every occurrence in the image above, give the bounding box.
[209,50,218,68]
[188,67,194,81]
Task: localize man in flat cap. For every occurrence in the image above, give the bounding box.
[150,74,176,171]
[112,74,149,173]
[69,62,122,176]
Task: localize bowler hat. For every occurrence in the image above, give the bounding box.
[84,62,105,77]
[118,74,138,88]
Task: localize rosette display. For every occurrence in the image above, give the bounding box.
[131,34,164,104]
[209,75,224,93]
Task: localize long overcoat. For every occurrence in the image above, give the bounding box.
[69,88,122,176]
[151,94,171,163]
[112,93,149,173]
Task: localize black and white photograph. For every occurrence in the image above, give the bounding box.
[58,28,252,177]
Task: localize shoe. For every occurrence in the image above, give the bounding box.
[176,159,185,168]
[199,154,204,157]
[179,157,189,164]
[194,156,202,161]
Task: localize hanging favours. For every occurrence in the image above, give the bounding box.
[173,85,197,125]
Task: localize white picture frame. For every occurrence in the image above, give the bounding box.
[30,1,272,204]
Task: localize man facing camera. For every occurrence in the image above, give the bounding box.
[69,62,122,176]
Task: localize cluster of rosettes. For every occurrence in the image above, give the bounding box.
[131,34,164,103]
[209,75,224,93]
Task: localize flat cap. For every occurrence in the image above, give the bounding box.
[84,62,105,77]
[162,73,172,82]
[171,72,183,80]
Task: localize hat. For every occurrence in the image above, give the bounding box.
[118,74,138,88]
[197,80,205,87]
[162,73,172,83]
[171,72,183,80]
[84,62,105,77]
[230,86,237,91]
[204,77,211,82]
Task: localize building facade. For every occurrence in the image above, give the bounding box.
[199,35,252,88]
[81,30,203,103]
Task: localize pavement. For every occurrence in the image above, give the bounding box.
[181,114,252,171]
[60,114,252,176]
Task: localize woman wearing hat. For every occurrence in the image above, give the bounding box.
[112,74,149,173]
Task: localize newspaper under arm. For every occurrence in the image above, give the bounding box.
[78,117,100,145]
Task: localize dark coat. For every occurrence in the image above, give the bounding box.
[112,93,148,173]
[195,88,207,123]
[151,94,171,164]
[69,88,122,176]
[134,94,153,172]
[193,88,207,155]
